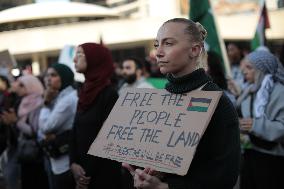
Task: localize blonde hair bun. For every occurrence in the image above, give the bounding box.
[195,22,207,41]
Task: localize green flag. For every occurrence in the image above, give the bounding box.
[190,0,230,75]
[251,0,270,50]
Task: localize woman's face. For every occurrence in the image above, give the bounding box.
[0,78,7,91]
[154,22,200,77]
[74,46,87,73]
[46,68,61,90]
[242,59,256,83]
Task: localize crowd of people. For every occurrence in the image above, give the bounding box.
[0,17,283,189]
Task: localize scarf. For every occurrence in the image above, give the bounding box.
[165,68,211,94]
[239,50,279,118]
[77,43,114,112]
[254,74,274,118]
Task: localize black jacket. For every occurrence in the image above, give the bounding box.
[70,85,122,189]
[164,69,240,189]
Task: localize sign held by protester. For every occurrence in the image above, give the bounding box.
[0,50,16,67]
[88,88,222,175]
[0,50,17,80]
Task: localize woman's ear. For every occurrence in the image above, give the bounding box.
[191,44,202,58]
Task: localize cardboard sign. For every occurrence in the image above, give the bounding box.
[0,50,17,79]
[88,88,222,175]
[0,50,16,68]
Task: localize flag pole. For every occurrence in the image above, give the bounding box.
[251,0,270,50]
[208,0,231,77]
[99,33,104,45]
[262,1,269,46]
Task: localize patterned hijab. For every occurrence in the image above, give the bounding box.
[246,50,280,81]
[246,50,283,117]
[77,43,114,112]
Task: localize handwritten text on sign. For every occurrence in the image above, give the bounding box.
[88,88,221,175]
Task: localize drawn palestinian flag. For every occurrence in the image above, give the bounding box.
[187,97,212,112]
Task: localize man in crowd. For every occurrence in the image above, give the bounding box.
[119,57,153,94]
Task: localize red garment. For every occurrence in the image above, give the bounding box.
[77,43,114,112]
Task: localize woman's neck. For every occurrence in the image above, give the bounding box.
[172,64,197,78]
[165,68,211,94]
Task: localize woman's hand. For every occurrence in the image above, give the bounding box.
[71,163,91,189]
[122,163,168,189]
[44,87,59,105]
[1,108,17,125]
[134,169,168,189]
[239,118,253,133]
[44,133,56,142]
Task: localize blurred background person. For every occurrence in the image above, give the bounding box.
[146,49,164,78]
[0,75,13,153]
[227,43,244,84]
[0,76,14,115]
[206,51,236,106]
[38,63,77,189]
[227,42,245,97]
[70,43,122,189]
[118,57,153,94]
[15,75,48,189]
[144,56,168,89]
[111,61,124,91]
[237,50,284,189]
[0,76,21,189]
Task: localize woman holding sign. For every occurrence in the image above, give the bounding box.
[70,43,122,189]
[123,18,240,189]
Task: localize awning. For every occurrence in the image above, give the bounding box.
[0,1,119,24]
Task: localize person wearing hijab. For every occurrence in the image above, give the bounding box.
[15,75,49,189]
[38,63,77,189]
[0,78,23,189]
[237,50,284,189]
[70,43,122,189]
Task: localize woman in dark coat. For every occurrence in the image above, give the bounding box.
[70,42,122,189]
[123,18,240,189]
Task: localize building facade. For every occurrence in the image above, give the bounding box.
[0,0,283,76]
